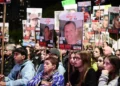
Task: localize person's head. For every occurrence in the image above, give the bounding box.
[81,7,85,12]
[102,41,109,48]
[44,55,59,73]
[97,56,104,70]
[115,49,120,59]
[45,48,60,61]
[113,14,120,29]
[35,43,40,50]
[64,21,77,44]
[69,51,77,66]
[103,46,112,57]
[44,26,50,41]
[93,47,103,59]
[41,50,46,61]
[95,10,101,18]
[29,14,38,27]
[74,51,91,69]
[104,55,120,75]
[5,44,15,56]
[13,47,28,64]
[102,15,108,29]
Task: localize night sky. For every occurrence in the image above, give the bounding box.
[31,0,62,9]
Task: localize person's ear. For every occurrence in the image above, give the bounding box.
[22,55,25,60]
[52,65,56,70]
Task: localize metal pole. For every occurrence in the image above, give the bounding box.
[1,3,6,74]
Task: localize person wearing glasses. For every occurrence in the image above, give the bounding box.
[66,51,97,86]
[0,47,35,86]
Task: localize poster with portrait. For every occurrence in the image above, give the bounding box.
[108,7,120,33]
[54,11,63,35]
[27,8,42,29]
[92,5,111,21]
[63,4,77,12]
[0,23,9,42]
[59,11,84,50]
[77,1,91,22]
[39,18,54,48]
[22,20,35,46]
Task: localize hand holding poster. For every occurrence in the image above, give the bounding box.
[59,11,84,50]
[40,18,54,48]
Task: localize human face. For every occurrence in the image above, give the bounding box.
[104,58,114,72]
[93,48,100,58]
[97,57,104,69]
[44,28,50,40]
[14,52,25,64]
[69,53,76,66]
[103,16,108,28]
[114,16,120,29]
[44,60,55,73]
[41,50,46,61]
[74,54,83,68]
[64,23,76,44]
[115,50,120,59]
[30,18,38,27]
[96,10,101,18]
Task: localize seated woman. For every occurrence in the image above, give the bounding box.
[67,51,97,86]
[98,55,120,86]
[27,54,64,86]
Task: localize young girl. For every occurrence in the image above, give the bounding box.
[98,55,120,86]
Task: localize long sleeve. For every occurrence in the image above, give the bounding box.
[27,71,43,86]
[98,73,118,86]
[52,72,64,86]
[83,68,97,86]
[5,61,35,86]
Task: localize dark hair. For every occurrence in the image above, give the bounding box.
[14,47,28,60]
[64,21,76,31]
[75,51,91,85]
[106,55,120,82]
[44,26,49,30]
[45,54,59,69]
[95,47,104,56]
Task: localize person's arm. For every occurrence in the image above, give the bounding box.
[98,70,118,86]
[5,63,35,86]
[52,72,64,86]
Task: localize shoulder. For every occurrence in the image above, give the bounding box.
[86,68,96,77]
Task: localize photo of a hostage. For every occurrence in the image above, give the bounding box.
[94,9,104,20]
[44,26,52,43]
[61,21,82,45]
[112,14,120,29]
[29,13,39,28]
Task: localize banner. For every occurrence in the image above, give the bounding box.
[77,1,91,22]
[59,11,84,50]
[39,18,54,48]
[22,20,35,46]
[0,23,9,42]
[63,4,77,12]
[108,7,120,33]
[61,0,76,7]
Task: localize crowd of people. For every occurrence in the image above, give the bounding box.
[0,42,120,86]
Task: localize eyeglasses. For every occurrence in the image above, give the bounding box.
[73,56,81,60]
